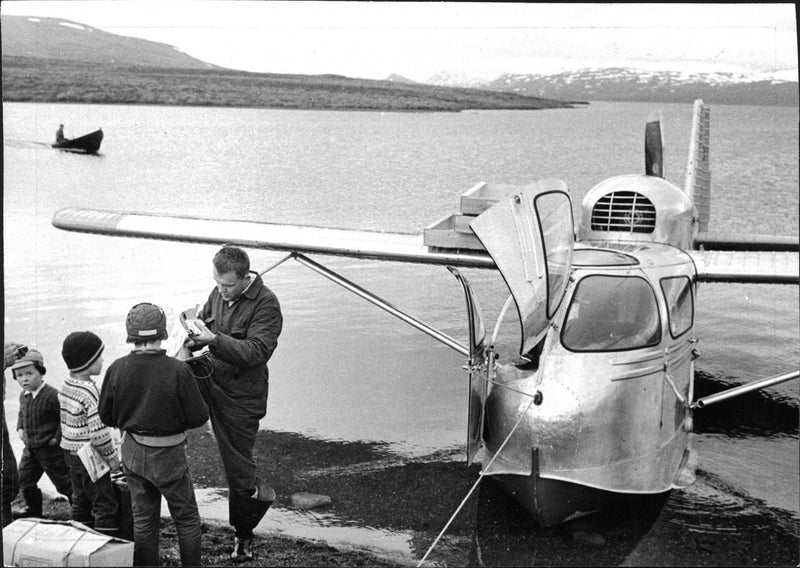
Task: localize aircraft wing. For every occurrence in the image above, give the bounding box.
[52,208,496,269]
[687,250,799,284]
[52,209,798,284]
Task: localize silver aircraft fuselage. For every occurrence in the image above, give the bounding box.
[482,241,697,524]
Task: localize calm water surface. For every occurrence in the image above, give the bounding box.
[3,101,798,565]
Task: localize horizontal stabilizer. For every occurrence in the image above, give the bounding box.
[52,208,496,269]
[687,250,799,284]
[694,233,798,252]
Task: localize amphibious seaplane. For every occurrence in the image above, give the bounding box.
[52,100,798,527]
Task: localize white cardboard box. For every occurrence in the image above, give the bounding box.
[3,518,133,567]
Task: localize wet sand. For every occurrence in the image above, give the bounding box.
[184,427,798,566]
[12,426,798,566]
[15,497,404,567]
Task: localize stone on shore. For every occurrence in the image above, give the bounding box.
[290,492,333,510]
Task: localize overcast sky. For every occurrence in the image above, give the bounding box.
[2,2,797,81]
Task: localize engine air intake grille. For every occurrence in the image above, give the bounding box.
[591,191,656,233]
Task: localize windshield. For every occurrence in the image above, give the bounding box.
[561,275,662,352]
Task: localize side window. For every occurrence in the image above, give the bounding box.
[561,275,661,352]
[660,276,694,338]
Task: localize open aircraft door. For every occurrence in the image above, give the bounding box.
[449,267,487,465]
[470,180,575,356]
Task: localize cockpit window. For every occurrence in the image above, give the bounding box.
[660,276,693,338]
[561,275,662,352]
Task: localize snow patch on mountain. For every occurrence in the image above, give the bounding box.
[426,66,798,105]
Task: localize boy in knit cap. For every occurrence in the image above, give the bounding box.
[11,349,73,518]
[59,331,121,536]
[99,303,208,567]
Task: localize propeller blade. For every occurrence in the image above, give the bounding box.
[645,111,664,177]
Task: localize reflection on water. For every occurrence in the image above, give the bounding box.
[192,489,416,565]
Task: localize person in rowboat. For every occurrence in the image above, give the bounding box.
[56,124,65,143]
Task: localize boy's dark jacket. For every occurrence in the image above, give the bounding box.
[17,383,62,448]
[99,350,208,436]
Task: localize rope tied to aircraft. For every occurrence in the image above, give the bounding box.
[417,390,539,567]
[256,253,538,567]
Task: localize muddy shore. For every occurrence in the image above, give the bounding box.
[7,426,799,566]
[14,496,405,567]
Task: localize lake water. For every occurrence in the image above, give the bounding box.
[3,101,798,565]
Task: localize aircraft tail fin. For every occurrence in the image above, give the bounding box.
[644,111,664,177]
[684,100,711,234]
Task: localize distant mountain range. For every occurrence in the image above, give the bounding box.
[425,67,798,107]
[3,15,796,108]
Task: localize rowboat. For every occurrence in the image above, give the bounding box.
[52,128,103,154]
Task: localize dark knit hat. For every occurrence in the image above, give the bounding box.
[126,302,167,343]
[62,331,104,373]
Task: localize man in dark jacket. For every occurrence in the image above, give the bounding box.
[185,245,283,562]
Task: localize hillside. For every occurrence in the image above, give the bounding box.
[0,15,574,111]
[1,55,576,111]
[1,14,216,69]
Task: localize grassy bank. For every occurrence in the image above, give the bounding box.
[2,56,577,112]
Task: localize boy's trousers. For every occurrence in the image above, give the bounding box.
[18,444,72,512]
[65,452,119,535]
[121,434,201,567]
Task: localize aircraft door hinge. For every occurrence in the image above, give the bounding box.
[463,362,485,374]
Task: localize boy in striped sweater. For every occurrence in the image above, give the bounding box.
[11,349,72,518]
[59,331,121,536]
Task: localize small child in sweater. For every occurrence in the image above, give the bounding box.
[58,331,121,536]
[11,349,72,518]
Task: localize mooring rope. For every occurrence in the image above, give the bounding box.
[416,392,538,567]
[256,254,536,567]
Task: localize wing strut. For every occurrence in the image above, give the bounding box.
[691,370,799,409]
[260,253,294,275]
[293,253,468,357]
